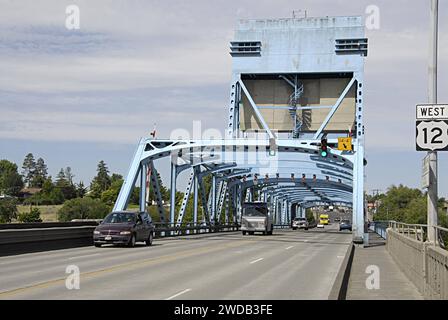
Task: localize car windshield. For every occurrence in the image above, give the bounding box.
[295,218,306,221]
[341,220,351,224]
[243,206,267,217]
[103,212,136,224]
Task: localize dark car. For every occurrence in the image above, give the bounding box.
[339,220,352,232]
[93,211,155,247]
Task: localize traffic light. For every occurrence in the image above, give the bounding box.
[320,138,328,157]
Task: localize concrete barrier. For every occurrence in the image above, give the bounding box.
[0,226,96,257]
[328,243,355,300]
[387,228,448,299]
[0,223,240,257]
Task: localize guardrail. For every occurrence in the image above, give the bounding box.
[384,221,447,249]
[153,223,240,237]
[0,220,299,257]
[434,225,448,250]
[0,221,100,230]
[376,220,448,299]
[0,221,241,256]
[388,221,427,242]
[369,221,388,239]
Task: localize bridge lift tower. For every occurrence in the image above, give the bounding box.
[114,16,368,243]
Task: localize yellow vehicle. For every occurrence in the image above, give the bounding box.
[319,214,329,225]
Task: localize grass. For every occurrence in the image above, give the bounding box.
[14,204,170,223]
[17,205,62,222]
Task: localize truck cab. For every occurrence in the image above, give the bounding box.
[241,202,274,236]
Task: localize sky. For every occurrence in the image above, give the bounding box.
[0,0,447,196]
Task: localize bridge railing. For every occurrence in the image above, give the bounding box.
[369,221,389,239]
[383,221,448,299]
[387,221,427,243]
[434,225,448,250]
[153,223,239,237]
[381,221,447,249]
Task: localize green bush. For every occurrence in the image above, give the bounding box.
[23,188,65,206]
[58,197,111,222]
[18,207,42,223]
[0,198,18,223]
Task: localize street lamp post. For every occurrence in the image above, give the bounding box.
[427,0,439,243]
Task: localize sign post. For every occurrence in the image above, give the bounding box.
[425,0,439,244]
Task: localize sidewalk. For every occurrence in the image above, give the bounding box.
[346,231,424,300]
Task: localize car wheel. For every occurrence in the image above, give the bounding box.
[146,232,153,246]
[305,228,308,231]
[94,243,101,248]
[292,227,297,230]
[242,231,247,235]
[249,231,254,235]
[128,234,136,247]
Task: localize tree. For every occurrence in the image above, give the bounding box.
[306,208,316,224]
[24,177,64,206]
[55,168,76,200]
[32,158,48,188]
[18,207,42,223]
[76,181,87,198]
[0,160,24,196]
[101,178,124,206]
[42,177,54,193]
[22,153,36,187]
[58,198,110,221]
[373,184,447,225]
[55,168,67,186]
[0,198,18,223]
[65,167,75,185]
[148,171,169,203]
[111,173,123,184]
[90,161,111,198]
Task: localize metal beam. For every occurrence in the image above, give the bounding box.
[176,170,195,227]
[149,161,167,224]
[313,77,356,139]
[239,80,276,140]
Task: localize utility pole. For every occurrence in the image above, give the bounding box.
[427,0,439,243]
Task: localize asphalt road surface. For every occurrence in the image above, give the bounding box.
[0,226,351,300]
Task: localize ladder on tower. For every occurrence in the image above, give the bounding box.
[289,84,304,139]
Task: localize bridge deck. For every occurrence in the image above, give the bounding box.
[0,228,351,300]
[346,231,423,300]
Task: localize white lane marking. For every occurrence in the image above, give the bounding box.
[285,246,294,250]
[165,288,192,300]
[67,253,101,260]
[337,255,345,259]
[304,240,309,243]
[250,258,264,264]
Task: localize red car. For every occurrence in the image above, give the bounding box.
[93,211,154,247]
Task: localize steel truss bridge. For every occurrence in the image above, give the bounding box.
[114,16,368,243]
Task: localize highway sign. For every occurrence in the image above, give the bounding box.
[416,104,448,120]
[416,120,448,151]
[416,104,448,152]
[421,154,430,189]
[338,137,353,151]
